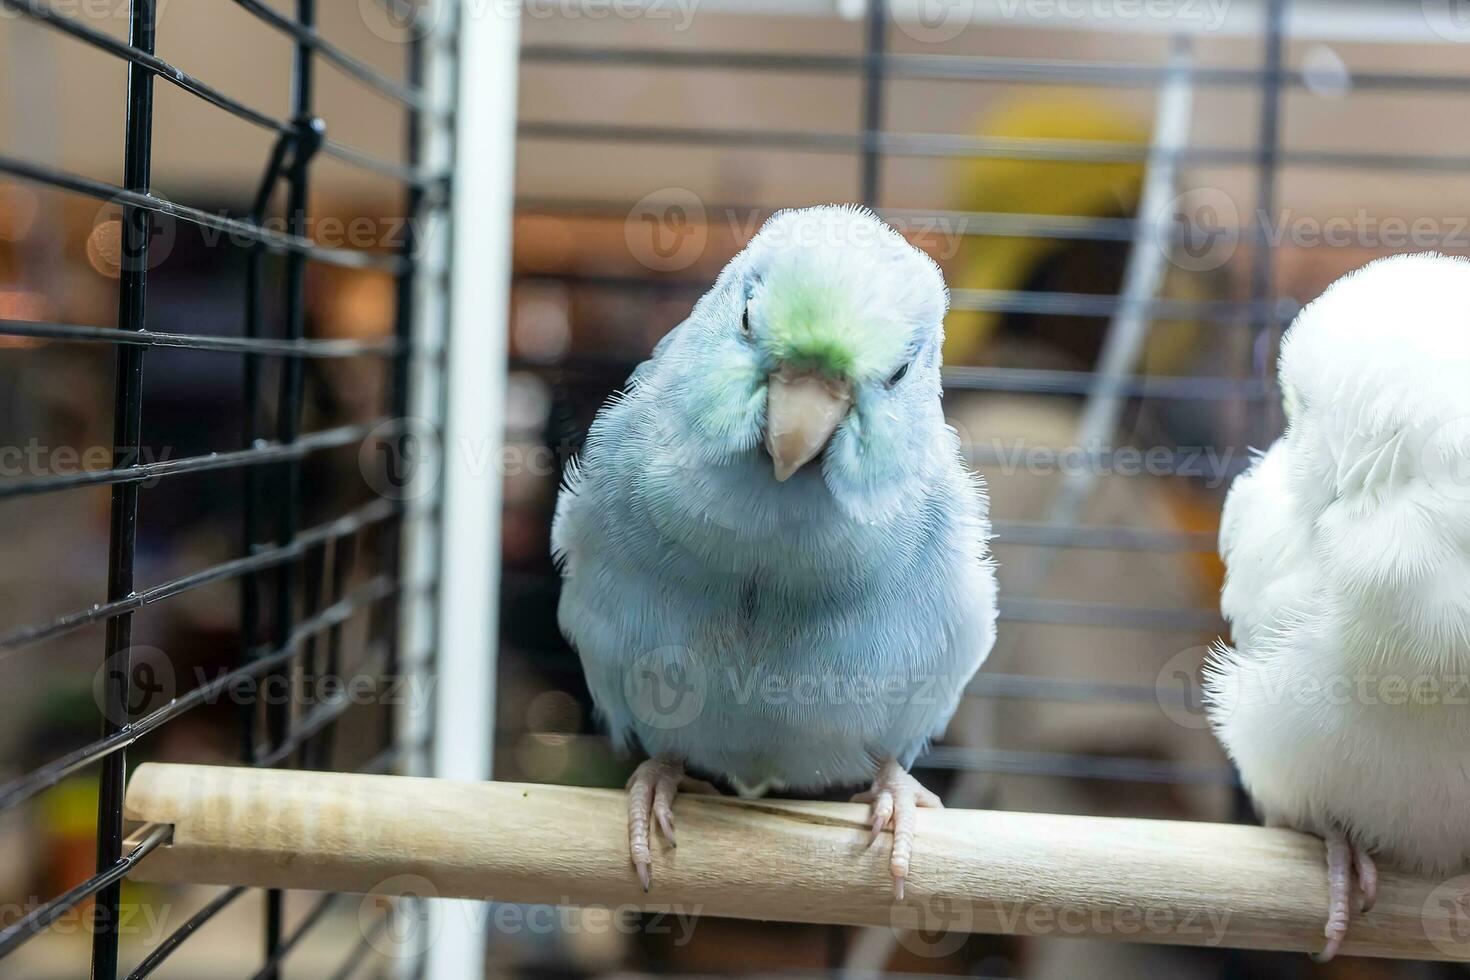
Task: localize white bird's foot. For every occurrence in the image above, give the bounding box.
[1316,831,1378,962]
[625,756,719,892]
[852,759,942,900]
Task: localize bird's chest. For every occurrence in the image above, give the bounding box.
[687,569,850,659]
[644,445,905,576]
[1324,702,1470,871]
[690,574,765,661]
[634,459,937,673]
[1238,657,1470,871]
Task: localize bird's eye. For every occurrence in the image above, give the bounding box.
[740,302,753,339]
[886,361,911,387]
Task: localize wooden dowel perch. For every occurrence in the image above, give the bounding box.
[124,763,1470,961]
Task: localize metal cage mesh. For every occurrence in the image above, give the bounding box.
[0,0,452,975]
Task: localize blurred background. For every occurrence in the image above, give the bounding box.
[3,0,1470,976]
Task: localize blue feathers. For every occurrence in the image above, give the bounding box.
[552,207,997,795]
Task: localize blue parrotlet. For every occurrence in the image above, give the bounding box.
[553,205,998,898]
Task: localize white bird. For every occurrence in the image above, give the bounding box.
[1207,252,1470,960]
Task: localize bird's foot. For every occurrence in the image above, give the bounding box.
[626,757,718,892]
[852,759,942,901]
[1316,831,1378,962]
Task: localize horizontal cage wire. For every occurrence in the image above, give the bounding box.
[0,0,453,976]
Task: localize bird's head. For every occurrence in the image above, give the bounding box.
[664,205,951,508]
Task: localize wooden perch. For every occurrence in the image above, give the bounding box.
[124,763,1470,961]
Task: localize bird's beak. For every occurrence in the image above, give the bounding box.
[765,369,853,482]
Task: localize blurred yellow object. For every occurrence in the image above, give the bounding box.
[38,775,100,904]
[38,774,97,839]
[945,97,1146,365]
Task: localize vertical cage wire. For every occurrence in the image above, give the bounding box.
[1251,0,1287,445]
[859,0,887,209]
[91,0,157,975]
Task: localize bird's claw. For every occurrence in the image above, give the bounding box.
[868,809,887,848]
[626,756,687,892]
[1315,832,1377,962]
[853,760,942,901]
[656,806,677,847]
[1356,848,1379,914]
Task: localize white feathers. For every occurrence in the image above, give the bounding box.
[1208,253,1470,874]
[1281,253,1470,429]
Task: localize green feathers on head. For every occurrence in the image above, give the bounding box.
[757,259,908,382]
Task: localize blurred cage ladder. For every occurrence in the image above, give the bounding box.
[0,1,514,979]
[514,0,1470,788]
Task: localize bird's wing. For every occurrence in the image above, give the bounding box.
[874,454,998,760]
[550,340,667,569]
[551,358,686,750]
[1217,439,1315,654]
